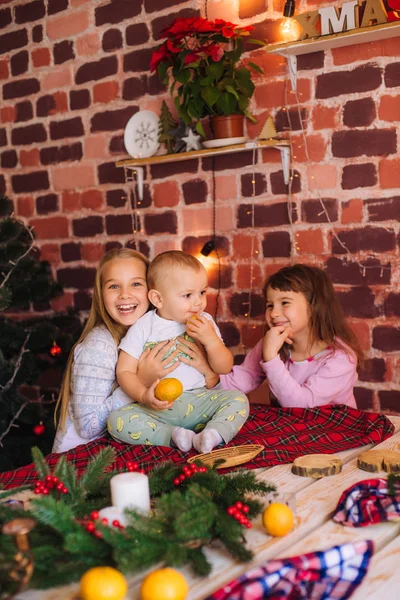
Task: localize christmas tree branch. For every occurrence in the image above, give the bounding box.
[0,222,34,289]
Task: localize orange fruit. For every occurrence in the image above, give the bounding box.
[262,502,294,537]
[80,566,127,600]
[140,567,188,600]
[154,378,183,403]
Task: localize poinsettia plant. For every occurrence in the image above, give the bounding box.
[150,17,264,136]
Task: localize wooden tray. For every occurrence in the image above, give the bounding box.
[187,444,264,469]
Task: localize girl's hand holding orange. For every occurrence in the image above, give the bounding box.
[263,326,293,362]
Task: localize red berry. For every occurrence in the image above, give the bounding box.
[62,487,69,494]
[34,488,41,495]
[94,530,102,539]
[189,463,197,471]
[179,474,186,481]
[52,476,59,484]
[86,522,95,533]
[112,520,121,527]
[227,506,235,515]
[235,501,243,510]
[245,522,252,529]
[91,511,99,520]
[173,477,180,486]
[132,462,139,470]
[42,488,49,495]
[45,475,53,483]
[101,518,108,525]
[242,505,250,513]
[139,469,145,474]
[56,482,64,491]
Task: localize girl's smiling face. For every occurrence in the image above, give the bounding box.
[102,258,149,326]
[265,287,310,339]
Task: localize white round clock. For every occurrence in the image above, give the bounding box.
[124,110,160,158]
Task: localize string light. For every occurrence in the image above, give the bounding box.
[282,72,390,275]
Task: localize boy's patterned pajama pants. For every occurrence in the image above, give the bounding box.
[107,388,249,447]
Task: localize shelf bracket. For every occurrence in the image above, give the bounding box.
[124,166,144,201]
[278,146,290,185]
[287,54,297,91]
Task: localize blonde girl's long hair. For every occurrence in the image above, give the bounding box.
[55,247,150,431]
[263,264,364,369]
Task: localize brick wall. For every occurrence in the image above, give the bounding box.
[0,0,399,412]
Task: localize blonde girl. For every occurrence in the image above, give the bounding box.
[53,247,179,453]
[221,264,364,408]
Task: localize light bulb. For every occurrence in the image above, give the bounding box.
[279,17,301,42]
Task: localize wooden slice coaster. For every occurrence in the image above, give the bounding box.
[292,454,342,478]
[357,449,400,474]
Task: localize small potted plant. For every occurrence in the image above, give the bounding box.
[150,17,264,140]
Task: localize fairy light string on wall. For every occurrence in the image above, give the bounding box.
[282,70,390,278]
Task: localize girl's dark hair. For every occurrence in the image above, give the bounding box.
[263,264,364,368]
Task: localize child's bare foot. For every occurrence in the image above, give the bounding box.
[193,428,223,453]
[172,427,195,452]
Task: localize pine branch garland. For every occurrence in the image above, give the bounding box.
[0,448,276,594]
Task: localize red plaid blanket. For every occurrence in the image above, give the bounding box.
[0,405,394,490]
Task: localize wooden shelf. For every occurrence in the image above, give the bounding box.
[116,138,290,167]
[266,20,400,57]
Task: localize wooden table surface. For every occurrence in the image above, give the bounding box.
[17,416,400,600]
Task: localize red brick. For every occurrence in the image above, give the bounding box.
[17,195,34,217]
[341,199,363,224]
[236,263,263,290]
[348,321,370,352]
[359,358,386,383]
[292,133,326,162]
[379,158,400,188]
[354,387,374,410]
[93,80,119,103]
[32,47,51,68]
[373,326,400,352]
[331,226,395,254]
[81,189,103,210]
[0,106,15,123]
[0,58,9,80]
[295,229,324,254]
[241,323,264,348]
[153,180,180,208]
[81,243,104,263]
[378,94,400,122]
[19,148,40,167]
[233,234,259,259]
[332,129,396,158]
[51,291,74,312]
[54,91,68,113]
[40,243,60,263]
[229,291,264,318]
[332,40,390,66]
[62,191,81,212]
[342,163,377,189]
[312,104,339,130]
[29,216,69,239]
[379,390,400,413]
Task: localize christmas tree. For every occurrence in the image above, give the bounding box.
[0,196,80,472]
[158,100,177,154]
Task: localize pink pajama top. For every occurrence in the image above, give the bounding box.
[221,340,358,409]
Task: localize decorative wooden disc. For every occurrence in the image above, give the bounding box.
[357,449,400,473]
[292,454,342,478]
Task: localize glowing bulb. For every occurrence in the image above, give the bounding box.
[279,17,301,42]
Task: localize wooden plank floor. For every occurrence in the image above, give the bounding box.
[17,417,400,600]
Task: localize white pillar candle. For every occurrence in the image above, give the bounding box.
[110,472,151,514]
[98,506,128,527]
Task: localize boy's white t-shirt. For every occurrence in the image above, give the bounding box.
[119,310,222,391]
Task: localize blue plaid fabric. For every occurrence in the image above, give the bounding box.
[333,478,400,527]
[206,540,373,600]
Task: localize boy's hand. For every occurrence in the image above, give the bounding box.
[262,326,293,362]
[137,340,179,387]
[177,336,219,389]
[140,379,171,411]
[186,315,219,348]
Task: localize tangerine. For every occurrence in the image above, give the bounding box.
[80,566,127,600]
[262,502,294,537]
[140,567,188,600]
[154,378,183,403]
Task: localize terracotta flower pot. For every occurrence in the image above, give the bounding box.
[210,114,244,139]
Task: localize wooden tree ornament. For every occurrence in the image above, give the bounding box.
[357,449,400,474]
[292,454,342,478]
[258,116,277,140]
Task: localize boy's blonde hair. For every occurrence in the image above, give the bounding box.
[147,250,204,290]
[55,247,150,431]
